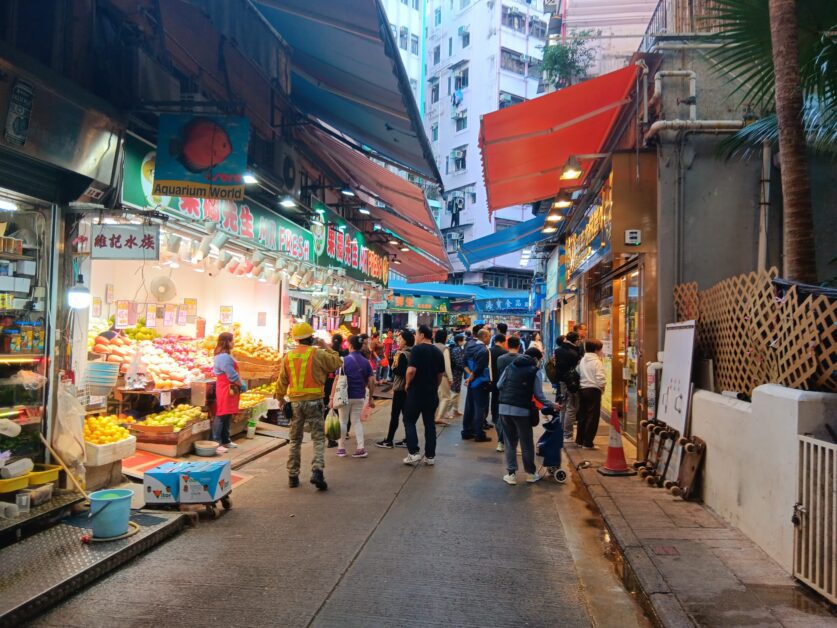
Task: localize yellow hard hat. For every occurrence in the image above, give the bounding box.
[292,322,314,340]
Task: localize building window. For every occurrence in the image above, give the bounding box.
[412,0,419,8]
[462,31,470,47]
[445,232,463,253]
[500,48,525,74]
[507,274,532,290]
[447,76,451,95]
[528,58,541,79]
[529,18,547,40]
[434,7,441,25]
[433,45,441,65]
[430,82,439,103]
[411,34,419,55]
[402,0,408,4]
[448,37,453,57]
[454,67,469,89]
[452,146,467,172]
[399,27,408,50]
[499,91,525,109]
[390,23,397,39]
[460,0,471,8]
[501,6,527,33]
[454,109,468,131]
[410,78,418,96]
[431,123,439,141]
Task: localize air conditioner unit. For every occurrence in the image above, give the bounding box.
[453,150,465,158]
[521,54,531,63]
[453,196,466,210]
[273,142,300,196]
[499,93,512,102]
[451,232,464,242]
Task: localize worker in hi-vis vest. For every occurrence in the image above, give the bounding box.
[276,322,343,491]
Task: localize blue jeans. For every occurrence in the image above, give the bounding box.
[376,365,390,381]
[403,394,438,458]
[212,414,232,445]
[462,386,489,439]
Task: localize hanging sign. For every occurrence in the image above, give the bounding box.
[220,306,233,325]
[475,296,530,313]
[122,136,314,263]
[145,305,158,328]
[163,304,177,326]
[311,201,389,287]
[115,300,130,328]
[152,114,250,201]
[90,225,160,261]
[183,298,198,317]
[105,284,114,305]
[387,295,449,313]
[176,306,188,326]
[91,297,102,318]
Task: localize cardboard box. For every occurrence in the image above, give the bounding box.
[143,462,183,504]
[179,460,231,503]
[13,277,30,293]
[15,261,36,275]
[143,460,231,505]
[0,276,15,291]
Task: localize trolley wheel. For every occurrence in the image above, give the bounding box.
[646,475,659,486]
[663,480,676,490]
[678,437,690,447]
[671,485,684,497]
[684,443,697,454]
[639,420,649,428]
[639,469,650,478]
[554,469,568,484]
[220,495,232,510]
[206,504,220,520]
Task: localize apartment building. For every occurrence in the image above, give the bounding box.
[381,0,427,109]
[424,0,548,290]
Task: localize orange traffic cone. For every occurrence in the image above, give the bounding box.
[598,408,637,476]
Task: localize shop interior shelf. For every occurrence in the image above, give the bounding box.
[0,252,33,261]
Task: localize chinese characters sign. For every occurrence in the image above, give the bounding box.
[90,225,160,260]
[387,295,449,312]
[311,201,389,286]
[122,136,314,263]
[152,114,250,201]
[475,297,530,313]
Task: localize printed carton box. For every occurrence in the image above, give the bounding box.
[143,462,182,504]
[179,460,232,503]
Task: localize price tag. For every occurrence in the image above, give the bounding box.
[89,395,106,406]
[146,305,157,328]
[91,297,102,318]
[220,305,233,325]
[115,300,130,329]
[160,391,172,406]
[105,284,114,305]
[176,306,188,325]
[257,312,267,327]
[192,419,210,435]
[163,304,177,326]
[183,298,197,317]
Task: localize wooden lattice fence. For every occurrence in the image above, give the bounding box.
[674,268,836,395]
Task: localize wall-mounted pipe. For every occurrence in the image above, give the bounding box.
[650,70,697,121]
[643,119,744,145]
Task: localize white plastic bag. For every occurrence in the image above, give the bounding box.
[53,383,86,485]
[333,368,349,409]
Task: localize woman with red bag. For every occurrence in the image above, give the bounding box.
[212,332,246,454]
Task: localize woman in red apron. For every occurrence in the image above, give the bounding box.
[213,332,246,454]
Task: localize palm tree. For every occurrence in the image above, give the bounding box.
[768,0,816,283]
[709,0,837,283]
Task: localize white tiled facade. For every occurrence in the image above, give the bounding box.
[381,0,427,110]
[424,0,548,284]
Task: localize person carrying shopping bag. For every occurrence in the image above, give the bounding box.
[331,335,375,458]
[212,332,245,454]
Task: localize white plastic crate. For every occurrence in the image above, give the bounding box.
[85,435,136,467]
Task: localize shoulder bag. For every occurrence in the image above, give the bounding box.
[333,366,349,409]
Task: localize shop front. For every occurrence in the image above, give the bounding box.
[566,153,658,441]
[376,294,450,330]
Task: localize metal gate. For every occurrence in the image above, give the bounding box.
[795,435,837,603]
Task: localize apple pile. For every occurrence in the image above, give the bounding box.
[153,336,214,380]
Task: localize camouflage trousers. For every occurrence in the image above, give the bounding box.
[287,399,325,478]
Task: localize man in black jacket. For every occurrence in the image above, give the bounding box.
[554,331,582,443]
[488,333,508,449]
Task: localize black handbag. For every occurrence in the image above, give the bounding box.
[529,406,540,427]
[562,369,581,394]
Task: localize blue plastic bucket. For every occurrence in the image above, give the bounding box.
[89,488,133,538]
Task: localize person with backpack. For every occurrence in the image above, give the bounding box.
[552,331,582,443]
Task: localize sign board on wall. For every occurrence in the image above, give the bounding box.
[476,296,530,313]
[545,248,559,302]
[387,295,449,312]
[122,136,314,263]
[90,225,160,260]
[310,201,389,287]
[152,114,250,201]
[658,321,697,485]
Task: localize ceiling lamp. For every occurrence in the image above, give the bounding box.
[211,231,229,250]
[392,256,402,265]
[358,206,370,215]
[243,173,258,185]
[552,192,572,209]
[388,238,399,246]
[280,194,296,208]
[399,245,409,252]
[543,225,558,234]
[166,234,182,256]
[560,156,583,180]
[217,251,233,271]
[340,186,355,197]
[251,250,266,268]
[546,212,563,223]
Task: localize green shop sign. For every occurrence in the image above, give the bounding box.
[387,295,449,313]
[310,200,389,287]
[122,135,314,263]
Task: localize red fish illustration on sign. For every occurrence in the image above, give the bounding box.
[170,118,233,173]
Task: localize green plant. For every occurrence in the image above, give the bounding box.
[541,30,599,89]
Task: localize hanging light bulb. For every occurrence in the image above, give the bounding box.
[552,191,572,209]
[68,274,92,309]
[560,156,583,180]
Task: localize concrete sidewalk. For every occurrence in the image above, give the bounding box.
[563,424,837,627]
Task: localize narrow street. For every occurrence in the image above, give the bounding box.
[31,402,649,628]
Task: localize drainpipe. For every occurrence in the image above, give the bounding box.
[643,119,744,145]
[650,70,697,121]
[635,59,649,124]
[757,140,771,272]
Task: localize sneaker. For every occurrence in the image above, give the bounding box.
[288,475,299,488]
[226,442,239,449]
[375,440,394,449]
[526,472,543,483]
[503,473,517,485]
[496,443,505,453]
[424,457,435,466]
[215,446,229,454]
[352,449,368,458]
[336,448,347,457]
[394,440,408,448]
[310,469,328,491]
[403,453,423,465]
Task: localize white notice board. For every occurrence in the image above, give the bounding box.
[659,321,696,484]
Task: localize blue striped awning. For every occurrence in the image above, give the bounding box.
[457,214,547,269]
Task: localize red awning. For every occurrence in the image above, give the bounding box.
[298,126,450,283]
[479,65,638,213]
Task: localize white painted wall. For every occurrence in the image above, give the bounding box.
[381,0,426,108]
[691,384,837,573]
